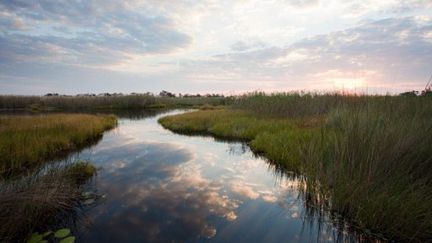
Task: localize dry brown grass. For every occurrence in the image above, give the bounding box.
[0,161,97,242]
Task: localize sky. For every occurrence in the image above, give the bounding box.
[0,0,432,95]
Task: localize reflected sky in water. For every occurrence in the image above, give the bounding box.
[69,110,342,243]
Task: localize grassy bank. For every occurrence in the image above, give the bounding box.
[0,113,115,241]
[0,114,117,177]
[159,95,432,241]
[159,109,313,171]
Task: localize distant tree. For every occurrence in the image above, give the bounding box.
[159,90,175,97]
[44,93,59,97]
[399,90,418,97]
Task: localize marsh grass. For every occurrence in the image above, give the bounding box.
[231,91,368,118]
[0,114,117,177]
[159,110,318,171]
[159,93,432,241]
[0,113,112,241]
[303,103,432,241]
[0,95,228,111]
[0,161,97,242]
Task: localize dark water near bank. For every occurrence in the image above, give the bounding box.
[52,110,356,242]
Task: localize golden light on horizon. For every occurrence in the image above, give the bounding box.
[333,78,365,90]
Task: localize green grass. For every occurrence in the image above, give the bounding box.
[0,114,115,241]
[0,114,117,177]
[304,106,432,241]
[0,114,111,241]
[159,109,314,171]
[159,94,432,241]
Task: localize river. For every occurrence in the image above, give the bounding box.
[57,110,358,242]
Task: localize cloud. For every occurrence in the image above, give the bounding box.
[230,40,268,52]
[0,0,192,67]
[176,16,432,92]
[286,17,432,89]
[284,0,319,8]
[1,0,432,94]
[386,0,432,14]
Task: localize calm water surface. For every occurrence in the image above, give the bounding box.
[62,110,353,243]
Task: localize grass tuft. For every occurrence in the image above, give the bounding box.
[0,161,97,242]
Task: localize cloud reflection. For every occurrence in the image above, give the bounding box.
[82,141,239,242]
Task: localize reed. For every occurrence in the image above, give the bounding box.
[159,93,432,241]
[303,102,432,241]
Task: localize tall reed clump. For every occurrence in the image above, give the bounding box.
[302,98,432,241]
[0,161,97,242]
[0,114,117,177]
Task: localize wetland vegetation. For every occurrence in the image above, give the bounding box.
[0,114,117,177]
[0,94,227,111]
[0,113,117,242]
[0,92,431,242]
[0,161,97,242]
[159,93,432,242]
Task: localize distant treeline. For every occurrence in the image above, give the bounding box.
[0,91,228,110]
[42,90,225,98]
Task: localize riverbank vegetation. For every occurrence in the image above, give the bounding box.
[0,114,117,177]
[0,113,117,241]
[0,94,228,111]
[159,93,432,242]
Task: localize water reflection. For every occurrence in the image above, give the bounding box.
[227,143,249,156]
[63,110,363,242]
[75,142,238,242]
